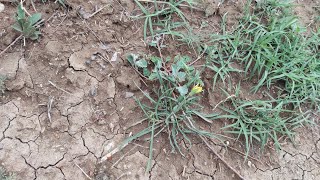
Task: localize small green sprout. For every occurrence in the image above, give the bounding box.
[12,4,42,40]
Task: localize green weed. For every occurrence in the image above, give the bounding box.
[124,54,222,171]
[201,44,243,91]
[12,4,42,40]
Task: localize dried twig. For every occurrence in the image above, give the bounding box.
[115,173,130,180]
[209,138,263,164]
[200,136,246,180]
[88,5,111,18]
[48,81,72,94]
[74,162,92,180]
[100,141,129,162]
[111,145,137,168]
[30,0,37,12]
[0,35,23,57]
[188,46,207,66]
[226,145,263,164]
[21,1,31,16]
[130,68,148,87]
[80,18,104,45]
[47,96,54,123]
[55,9,69,28]
[212,94,236,111]
[96,53,114,67]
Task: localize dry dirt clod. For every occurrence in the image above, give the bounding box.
[116,67,141,91]
[0,52,20,79]
[205,4,219,17]
[93,77,116,102]
[78,6,91,19]
[6,58,33,91]
[69,49,92,71]
[45,41,63,56]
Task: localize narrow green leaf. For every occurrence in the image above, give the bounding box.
[28,13,42,25]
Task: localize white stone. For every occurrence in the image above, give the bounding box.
[0,3,5,13]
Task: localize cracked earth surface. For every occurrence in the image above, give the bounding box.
[0,0,319,179]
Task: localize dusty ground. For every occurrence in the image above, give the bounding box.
[0,0,319,179]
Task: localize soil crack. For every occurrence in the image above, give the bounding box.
[195,170,215,179]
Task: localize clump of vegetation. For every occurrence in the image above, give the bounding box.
[12,4,42,40]
[220,87,310,156]
[204,0,319,154]
[110,0,318,176]
[124,54,222,171]
[0,3,44,56]
[210,0,320,108]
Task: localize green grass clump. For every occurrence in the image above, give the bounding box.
[220,87,310,156]
[132,0,194,40]
[209,0,320,108]
[203,0,319,153]
[12,4,42,40]
[124,54,222,171]
[201,44,243,91]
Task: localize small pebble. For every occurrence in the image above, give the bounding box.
[109,123,115,132]
[0,3,5,13]
[85,60,91,65]
[91,54,97,61]
[90,87,97,96]
[100,43,110,50]
[111,52,119,62]
[125,92,134,98]
[78,7,91,19]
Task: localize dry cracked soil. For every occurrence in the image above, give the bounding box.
[0,0,319,180]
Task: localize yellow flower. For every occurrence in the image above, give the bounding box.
[190,84,203,95]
